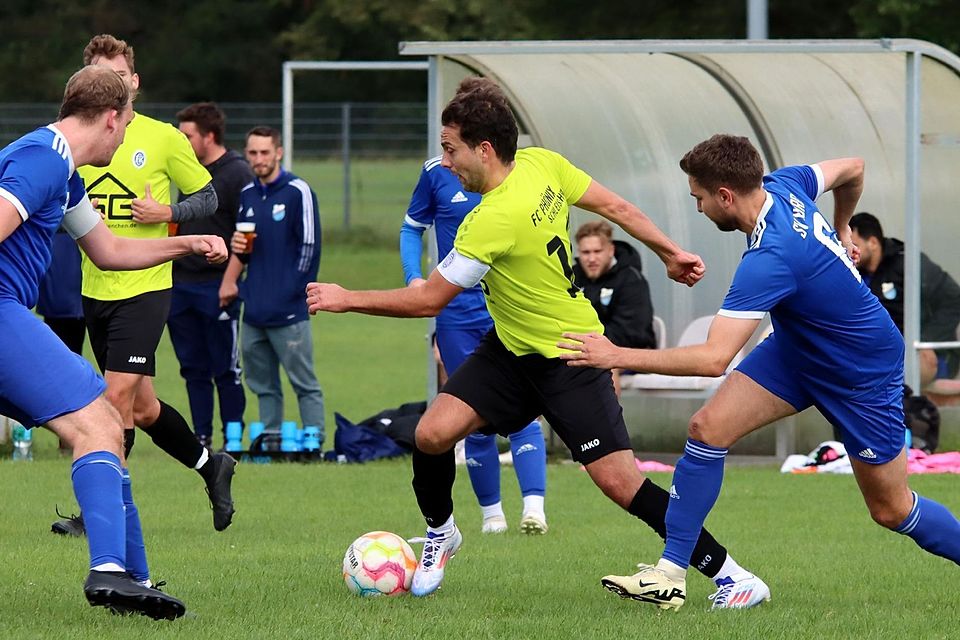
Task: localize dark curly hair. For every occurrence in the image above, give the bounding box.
[441,77,517,163]
[680,134,763,194]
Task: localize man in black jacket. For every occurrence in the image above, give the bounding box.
[850,212,960,387]
[170,102,252,447]
[573,220,657,394]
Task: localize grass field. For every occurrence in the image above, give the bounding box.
[1,449,959,639]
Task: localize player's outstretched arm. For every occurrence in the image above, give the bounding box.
[78,220,228,270]
[306,267,463,318]
[558,315,759,375]
[574,180,705,287]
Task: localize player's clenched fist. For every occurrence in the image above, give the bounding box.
[191,235,228,264]
[306,282,350,314]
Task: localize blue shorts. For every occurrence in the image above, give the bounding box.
[737,333,905,464]
[0,299,105,427]
[436,320,495,375]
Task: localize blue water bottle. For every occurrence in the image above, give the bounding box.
[302,426,322,458]
[280,421,299,453]
[225,421,243,455]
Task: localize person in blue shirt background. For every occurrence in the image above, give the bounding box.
[561,134,960,610]
[400,156,548,535]
[222,126,324,442]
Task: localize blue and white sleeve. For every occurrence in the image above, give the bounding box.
[719,250,796,319]
[770,165,824,202]
[399,167,436,284]
[0,146,65,221]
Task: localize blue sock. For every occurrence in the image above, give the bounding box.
[71,451,125,570]
[663,439,728,569]
[894,491,960,564]
[464,433,501,507]
[509,421,546,498]
[121,468,150,582]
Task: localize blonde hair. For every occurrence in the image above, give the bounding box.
[58,65,130,124]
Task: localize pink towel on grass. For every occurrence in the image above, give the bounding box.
[907,449,960,474]
[579,458,675,473]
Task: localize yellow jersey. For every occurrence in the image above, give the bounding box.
[454,147,603,357]
[79,112,211,300]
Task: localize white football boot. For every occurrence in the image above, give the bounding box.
[408,525,463,597]
[708,574,771,610]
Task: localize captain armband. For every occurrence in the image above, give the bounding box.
[436,248,490,289]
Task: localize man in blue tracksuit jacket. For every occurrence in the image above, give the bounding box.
[221,126,324,442]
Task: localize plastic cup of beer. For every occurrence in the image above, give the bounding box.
[236,222,256,253]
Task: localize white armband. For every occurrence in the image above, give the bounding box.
[437,248,490,288]
[62,192,101,239]
[808,164,825,201]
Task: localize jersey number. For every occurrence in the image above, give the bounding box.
[546,235,579,298]
[812,211,861,282]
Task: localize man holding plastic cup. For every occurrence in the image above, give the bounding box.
[221,126,326,444]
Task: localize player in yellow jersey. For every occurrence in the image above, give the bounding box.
[306,78,769,606]
[52,35,237,545]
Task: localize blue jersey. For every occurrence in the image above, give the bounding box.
[719,165,903,388]
[0,126,87,309]
[403,157,488,328]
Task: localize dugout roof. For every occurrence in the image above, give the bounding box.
[400,39,960,389]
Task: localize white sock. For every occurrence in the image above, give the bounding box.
[138,579,153,588]
[522,495,545,516]
[92,562,125,573]
[194,447,209,470]
[480,502,505,521]
[427,515,455,535]
[656,558,687,581]
[712,553,752,585]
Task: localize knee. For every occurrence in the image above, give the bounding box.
[688,409,727,447]
[415,421,454,455]
[132,399,160,429]
[866,498,912,530]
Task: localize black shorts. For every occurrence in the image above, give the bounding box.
[442,330,631,464]
[83,289,172,376]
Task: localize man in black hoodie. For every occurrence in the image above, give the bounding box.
[573,220,657,394]
[850,212,960,387]
[170,102,252,447]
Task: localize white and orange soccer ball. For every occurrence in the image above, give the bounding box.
[342,531,418,597]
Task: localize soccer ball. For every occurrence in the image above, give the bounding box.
[342,531,418,597]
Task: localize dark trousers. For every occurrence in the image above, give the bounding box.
[167,280,245,440]
[43,316,86,356]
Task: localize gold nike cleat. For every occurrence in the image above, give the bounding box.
[601,563,686,611]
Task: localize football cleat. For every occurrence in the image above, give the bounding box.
[51,506,86,537]
[84,571,185,621]
[519,512,548,535]
[601,563,686,611]
[204,452,237,531]
[708,574,771,610]
[408,525,463,597]
[481,515,508,534]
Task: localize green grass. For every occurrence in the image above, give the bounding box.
[294,158,425,246]
[1,451,958,639]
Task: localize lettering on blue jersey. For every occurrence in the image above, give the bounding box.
[813,210,861,281]
[50,132,68,161]
[789,193,809,238]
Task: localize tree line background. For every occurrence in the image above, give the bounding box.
[1,0,958,103]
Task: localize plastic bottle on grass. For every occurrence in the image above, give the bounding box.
[12,424,33,461]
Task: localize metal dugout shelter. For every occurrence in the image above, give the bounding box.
[399,39,960,455]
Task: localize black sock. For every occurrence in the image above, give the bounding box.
[627,478,727,578]
[411,445,456,528]
[143,399,209,479]
[123,428,136,459]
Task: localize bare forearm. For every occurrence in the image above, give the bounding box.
[96,236,195,271]
[223,255,244,282]
[606,201,680,263]
[616,343,730,377]
[343,287,442,318]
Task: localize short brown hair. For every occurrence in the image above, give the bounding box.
[246,126,281,148]
[679,134,763,194]
[58,65,130,124]
[83,34,135,74]
[575,220,614,244]
[441,77,518,163]
[177,102,226,145]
